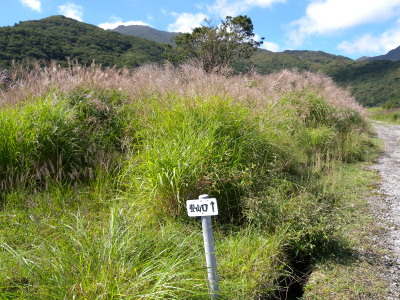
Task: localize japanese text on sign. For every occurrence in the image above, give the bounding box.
[186,198,218,217]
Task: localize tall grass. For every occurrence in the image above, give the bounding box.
[124,89,371,222]
[1,204,211,299]
[0,88,133,195]
[0,61,378,298]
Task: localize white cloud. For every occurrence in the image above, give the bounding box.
[261,41,280,52]
[254,34,279,52]
[208,0,285,18]
[21,0,41,12]
[98,16,150,30]
[289,0,400,46]
[58,2,83,22]
[338,18,400,55]
[168,12,208,33]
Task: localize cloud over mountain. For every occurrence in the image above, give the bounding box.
[98,16,150,30]
[58,2,83,22]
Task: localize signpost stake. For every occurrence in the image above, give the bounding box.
[199,194,220,299]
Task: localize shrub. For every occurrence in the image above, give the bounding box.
[243,180,337,261]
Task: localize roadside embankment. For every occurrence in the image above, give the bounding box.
[0,62,382,299]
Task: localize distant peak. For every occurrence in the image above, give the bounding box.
[356,56,370,62]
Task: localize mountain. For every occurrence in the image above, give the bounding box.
[364,45,400,62]
[110,25,178,46]
[356,56,370,62]
[0,15,165,69]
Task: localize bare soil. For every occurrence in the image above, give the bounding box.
[371,123,400,299]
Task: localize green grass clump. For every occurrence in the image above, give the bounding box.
[367,107,400,124]
[128,95,285,222]
[0,88,134,195]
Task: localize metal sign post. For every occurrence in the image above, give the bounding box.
[187,194,220,299]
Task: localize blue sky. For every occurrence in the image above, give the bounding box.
[2,0,400,60]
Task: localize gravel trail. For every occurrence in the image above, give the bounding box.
[372,123,400,299]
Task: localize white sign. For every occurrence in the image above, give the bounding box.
[187,198,218,217]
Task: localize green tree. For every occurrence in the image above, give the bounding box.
[164,15,263,73]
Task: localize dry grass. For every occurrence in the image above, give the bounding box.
[1,60,364,115]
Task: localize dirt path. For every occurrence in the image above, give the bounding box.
[372,123,400,298]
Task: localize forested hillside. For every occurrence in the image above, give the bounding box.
[110,25,178,45]
[0,15,164,68]
[327,60,400,107]
[233,49,352,73]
